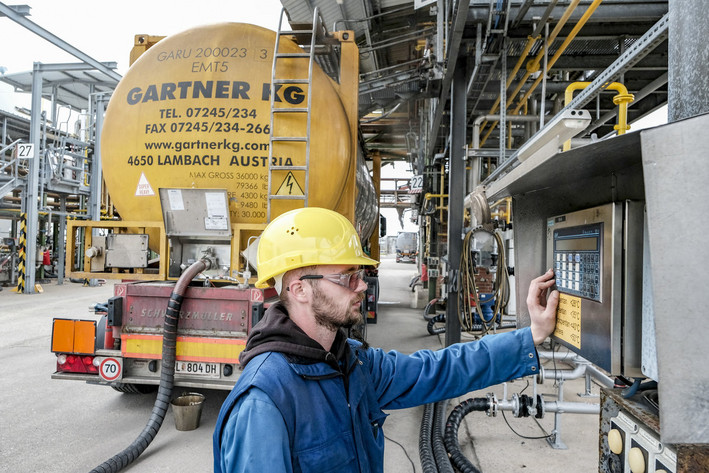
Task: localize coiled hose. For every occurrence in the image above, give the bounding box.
[459,228,510,335]
[432,401,455,473]
[427,314,446,335]
[419,403,437,473]
[444,398,489,473]
[89,259,211,473]
[419,401,456,473]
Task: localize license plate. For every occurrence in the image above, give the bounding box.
[174,361,220,378]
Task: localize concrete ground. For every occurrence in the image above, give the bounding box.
[0,255,600,472]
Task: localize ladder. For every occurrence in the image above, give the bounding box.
[267,7,325,222]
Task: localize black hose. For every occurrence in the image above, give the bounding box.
[89,259,210,473]
[432,401,455,473]
[444,398,489,473]
[419,403,438,473]
[423,298,439,321]
[427,314,446,335]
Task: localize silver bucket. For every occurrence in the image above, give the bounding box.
[171,392,205,431]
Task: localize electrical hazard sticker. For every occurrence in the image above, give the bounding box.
[553,293,581,349]
[135,172,155,196]
[275,172,304,196]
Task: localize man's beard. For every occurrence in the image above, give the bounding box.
[311,283,365,331]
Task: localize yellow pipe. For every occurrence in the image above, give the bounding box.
[480,0,582,146]
[490,196,513,225]
[424,193,448,215]
[482,34,539,128]
[513,0,604,115]
[439,172,445,222]
[562,81,635,150]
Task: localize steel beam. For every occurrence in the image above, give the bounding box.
[668,0,709,121]
[0,3,121,82]
[89,95,108,220]
[445,64,466,347]
[425,0,469,158]
[25,63,42,293]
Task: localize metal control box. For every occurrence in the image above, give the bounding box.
[546,202,644,376]
[159,188,233,278]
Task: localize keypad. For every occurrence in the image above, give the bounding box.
[555,251,601,301]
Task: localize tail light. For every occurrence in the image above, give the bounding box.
[56,354,98,374]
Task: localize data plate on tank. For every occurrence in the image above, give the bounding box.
[160,188,231,239]
[175,361,219,378]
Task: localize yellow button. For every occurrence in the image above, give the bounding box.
[608,428,623,455]
[628,447,646,473]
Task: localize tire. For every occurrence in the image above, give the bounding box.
[110,383,157,394]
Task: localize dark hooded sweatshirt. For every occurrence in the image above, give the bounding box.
[238,302,349,371]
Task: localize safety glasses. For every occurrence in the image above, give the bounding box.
[299,269,365,291]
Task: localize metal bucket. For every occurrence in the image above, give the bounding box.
[170,392,205,431]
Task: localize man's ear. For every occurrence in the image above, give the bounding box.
[288,280,311,302]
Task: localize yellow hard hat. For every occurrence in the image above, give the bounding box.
[255,207,379,288]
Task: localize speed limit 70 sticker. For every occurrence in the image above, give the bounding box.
[99,357,123,382]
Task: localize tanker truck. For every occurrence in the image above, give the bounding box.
[50,20,380,392]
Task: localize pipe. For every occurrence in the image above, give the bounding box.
[89,258,211,473]
[542,399,600,415]
[512,0,605,115]
[479,0,582,145]
[445,391,599,471]
[562,81,634,150]
[537,350,615,388]
[472,114,540,149]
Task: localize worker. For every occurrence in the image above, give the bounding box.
[213,207,559,473]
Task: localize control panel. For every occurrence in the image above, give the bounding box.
[552,222,602,301]
[547,202,644,376]
[604,410,676,473]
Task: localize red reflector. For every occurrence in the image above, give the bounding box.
[57,355,98,374]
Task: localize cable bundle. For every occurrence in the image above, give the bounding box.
[458,228,510,334]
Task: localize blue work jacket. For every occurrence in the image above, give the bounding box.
[213,327,539,473]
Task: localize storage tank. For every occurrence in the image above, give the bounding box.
[101,23,377,245]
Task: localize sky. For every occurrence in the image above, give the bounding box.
[0,0,284,75]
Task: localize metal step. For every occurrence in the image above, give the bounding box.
[270,136,307,142]
[268,194,307,201]
[272,108,309,113]
[272,78,310,84]
[270,165,307,171]
[0,177,20,200]
[275,52,310,58]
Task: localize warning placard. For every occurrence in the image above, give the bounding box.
[553,293,582,349]
[275,172,304,196]
[135,172,155,196]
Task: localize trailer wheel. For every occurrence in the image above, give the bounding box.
[110,383,157,394]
